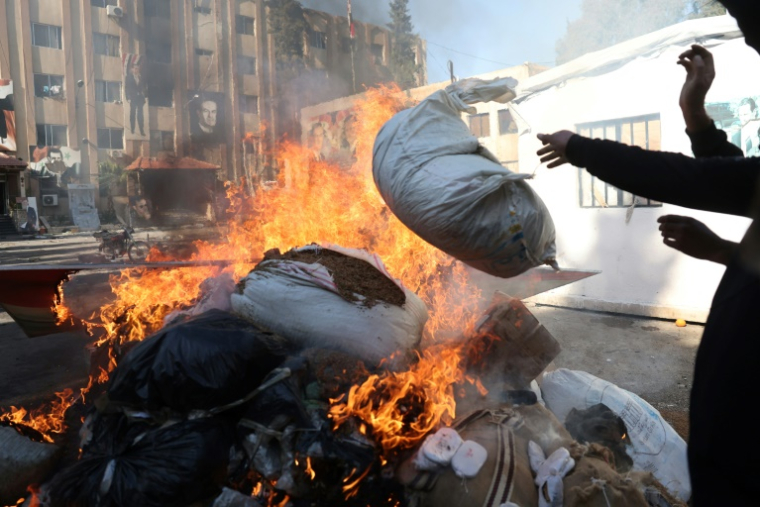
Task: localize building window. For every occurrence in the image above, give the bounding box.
[577,114,662,208]
[309,30,327,49]
[31,23,62,49]
[195,48,213,56]
[91,0,117,7]
[95,80,122,103]
[498,109,518,135]
[341,37,352,53]
[237,56,256,75]
[144,0,171,19]
[468,113,490,138]
[97,128,124,149]
[240,95,259,115]
[370,43,384,64]
[148,85,173,107]
[33,74,64,98]
[36,124,67,146]
[93,32,120,57]
[147,41,172,64]
[194,6,212,15]
[150,130,174,155]
[236,15,255,35]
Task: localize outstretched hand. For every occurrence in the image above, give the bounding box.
[677,44,715,132]
[658,215,735,265]
[537,131,575,168]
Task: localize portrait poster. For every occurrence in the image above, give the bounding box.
[189,92,225,146]
[0,80,16,152]
[123,54,150,141]
[706,95,760,156]
[29,146,82,196]
[305,109,357,166]
[23,197,39,233]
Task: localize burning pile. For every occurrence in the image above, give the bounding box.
[1,84,689,507]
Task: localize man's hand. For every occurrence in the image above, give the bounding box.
[677,44,715,132]
[537,131,575,168]
[658,215,736,265]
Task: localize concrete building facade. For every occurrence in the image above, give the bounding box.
[0,0,425,220]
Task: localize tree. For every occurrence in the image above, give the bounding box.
[267,0,308,66]
[388,0,419,89]
[556,0,725,65]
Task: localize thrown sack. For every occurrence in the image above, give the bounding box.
[231,245,428,366]
[107,310,288,413]
[541,369,690,501]
[46,417,234,507]
[373,77,557,279]
[0,425,61,504]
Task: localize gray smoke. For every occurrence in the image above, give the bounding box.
[300,0,390,27]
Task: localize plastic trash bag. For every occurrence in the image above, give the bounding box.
[107,310,288,413]
[541,369,690,501]
[46,417,234,507]
[231,245,428,366]
[373,77,557,279]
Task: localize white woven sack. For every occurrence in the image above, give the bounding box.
[373,77,556,279]
[541,368,691,501]
[230,245,428,366]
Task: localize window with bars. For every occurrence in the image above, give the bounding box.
[498,109,517,135]
[33,74,64,98]
[91,0,117,7]
[237,56,256,75]
[36,124,68,146]
[576,114,662,208]
[145,0,171,19]
[150,130,174,155]
[195,48,213,56]
[93,33,120,57]
[240,95,259,115]
[97,128,124,149]
[32,23,62,49]
[309,30,327,49]
[468,113,490,138]
[95,80,122,103]
[194,6,212,15]
[236,15,255,35]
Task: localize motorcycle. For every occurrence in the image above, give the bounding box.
[93,224,150,262]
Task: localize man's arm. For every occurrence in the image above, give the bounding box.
[678,45,744,158]
[538,131,759,217]
[658,215,738,265]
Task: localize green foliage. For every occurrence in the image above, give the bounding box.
[98,161,126,197]
[388,0,419,89]
[267,0,308,66]
[556,0,723,65]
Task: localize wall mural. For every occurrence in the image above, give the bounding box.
[123,54,150,141]
[0,80,16,152]
[29,146,82,196]
[706,96,760,157]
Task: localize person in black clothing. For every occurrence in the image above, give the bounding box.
[125,60,146,137]
[536,3,760,504]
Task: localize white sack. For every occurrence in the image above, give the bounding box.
[541,368,691,501]
[231,245,428,366]
[373,77,557,279]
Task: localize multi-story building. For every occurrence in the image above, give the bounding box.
[0,0,426,219]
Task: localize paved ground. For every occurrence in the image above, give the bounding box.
[0,232,700,439]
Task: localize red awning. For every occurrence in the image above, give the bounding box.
[0,152,28,169]
[125,156,220,171]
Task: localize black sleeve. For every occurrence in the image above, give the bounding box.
[565,134,759,217]
[687,123,744,158]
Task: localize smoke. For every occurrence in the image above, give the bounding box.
[299,0,390,26]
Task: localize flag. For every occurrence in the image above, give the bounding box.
[348,0,355,39]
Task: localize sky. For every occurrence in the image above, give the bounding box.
[300,0,584,83]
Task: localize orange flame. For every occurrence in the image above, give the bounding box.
[14,83,486,448]
[0,389,75,443]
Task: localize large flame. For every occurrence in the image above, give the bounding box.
[4,84,484,452]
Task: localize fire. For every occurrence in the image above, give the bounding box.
[0,389,75,443]
[8,83,485,451]
[329,344,468,453]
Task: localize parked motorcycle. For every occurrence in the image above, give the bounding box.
[93,224,150,262]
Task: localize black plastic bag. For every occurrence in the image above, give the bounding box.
[47,417,234,507]
[565,403,633,472]
[107,310,288,413]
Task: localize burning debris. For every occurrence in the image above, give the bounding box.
[1,84,689,507]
